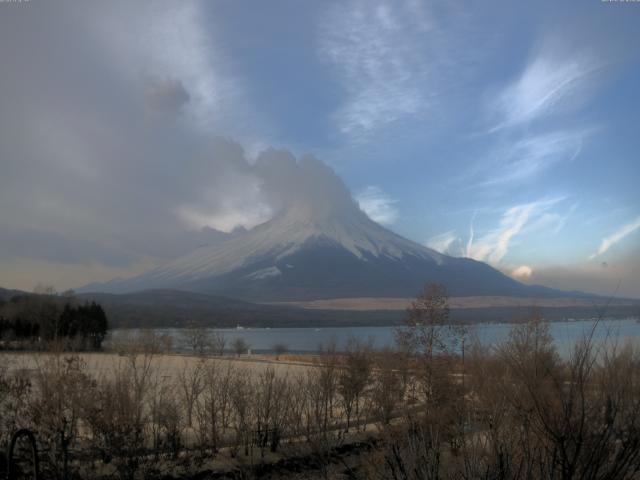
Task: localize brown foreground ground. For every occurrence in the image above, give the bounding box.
[1,351,314,380]
[2,314,640,479]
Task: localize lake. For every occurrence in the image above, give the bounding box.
[114,317,640,357]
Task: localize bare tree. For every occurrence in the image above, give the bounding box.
[211,331,226,356]
[195,360,234,454]
[28,354,94,479]
[229,372,253,457]
[178,359,205,428]
[181,326,211,356]
[272,342,288,360]
[147,369,182,459]
[396,283,464,407]
[0,358,31,463]
[138,329,166,354]
[232,337,249,357]
[253,367,290,455]
[371,348,408,425]
[82,354,155,480]
[153,393,182,459]
[301,345,344,480]
[338,337,372,431]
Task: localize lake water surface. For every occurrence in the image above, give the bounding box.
[119,318,640,357]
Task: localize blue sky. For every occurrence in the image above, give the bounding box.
[0,0,639,297]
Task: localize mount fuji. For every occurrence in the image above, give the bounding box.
[84,157,572,301]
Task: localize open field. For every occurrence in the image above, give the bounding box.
[269,295,640,311]
[0,351,315,380]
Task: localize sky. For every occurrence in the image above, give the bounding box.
[0,0,639,298]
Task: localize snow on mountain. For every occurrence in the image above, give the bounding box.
[102,190,443,289]
[83,156,567,300]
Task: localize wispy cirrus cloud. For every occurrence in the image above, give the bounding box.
[319,1,426,138]
[490,43,604,131]
[468,39,605,191]
[589,216,640,260]
[466,198,565,265]
[524,202,579,236]
[426,231,460,255]
[318,0,469,141]
[473,129,587,187]
[355,186,399,225]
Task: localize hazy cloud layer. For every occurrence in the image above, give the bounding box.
[0,2,372,289]
[355,186,399,225]
[144,78,191,118]
[530,249,640,300]
[0,1,638,297]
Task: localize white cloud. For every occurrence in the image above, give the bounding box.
[466,211,477,260]
[426,231,459,255]
[467,205,534,264]
[318,1,469,140]
[589,216,640,260]
[471,39,604,192]
[355,186,399,225]
[491,43,603,130]
[175,204,272,234]
[466,198,564,265]
[476,130,587,187]
[524,202,579,236]
[319,1,423,138]
[511,265,533,280]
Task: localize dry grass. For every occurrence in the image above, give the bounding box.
[2,306,640,479]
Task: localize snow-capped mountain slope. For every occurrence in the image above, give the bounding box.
[84,157,569,300]
[88,194,564,300]
[149,204,445,283]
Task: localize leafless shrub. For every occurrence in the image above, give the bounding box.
[253,367,290,455]
[338,337,373,432]
[211,331,226,356]
[370,348,408,425]
[374,308,640,480]
[27,354,95,479]
[81,352,156,480]
[229,369,254,457]
[365,422,443,480]
[0,359,32,467]
[181,326,211,356]
[178,359,204,428]
[272,342,288,360]
[194,360,234,454]
[232,337,250,356]
[0,291,636,480]
[152,392,183,459]
[109,329,163,355]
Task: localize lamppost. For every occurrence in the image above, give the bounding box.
[6,428,40,480]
